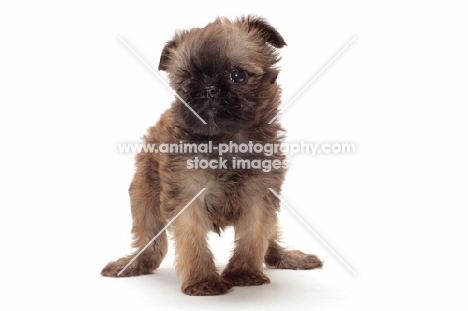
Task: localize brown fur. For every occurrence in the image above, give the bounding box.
[101,15,322,296]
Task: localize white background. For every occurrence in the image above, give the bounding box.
[1,1,467,310]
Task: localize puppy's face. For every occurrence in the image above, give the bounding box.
[159,16,286,137]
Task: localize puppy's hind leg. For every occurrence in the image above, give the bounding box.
[101,168,168,277]
[264,239,323,270]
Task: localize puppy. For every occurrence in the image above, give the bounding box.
[102,15,322,296]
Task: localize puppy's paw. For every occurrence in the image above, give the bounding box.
[101,255,153,277]
[275,250,323,270]
[182,276,233,296]
[222,270,271,286]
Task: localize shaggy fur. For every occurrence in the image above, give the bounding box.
[101,15,322,296]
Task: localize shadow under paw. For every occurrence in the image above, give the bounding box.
[222,270,270,287]
[182,277,233,296]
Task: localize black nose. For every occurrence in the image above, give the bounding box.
[204,86,218,99]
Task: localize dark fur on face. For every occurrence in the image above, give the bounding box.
[159,16,286,136]
[101,15,322,296]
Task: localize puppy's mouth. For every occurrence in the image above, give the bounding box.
[205,100,220,113]
[179,93,254,136]
[187,98,224,116]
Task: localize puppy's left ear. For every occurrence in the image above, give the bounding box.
[158,39,176,71]
[244,16,286,48]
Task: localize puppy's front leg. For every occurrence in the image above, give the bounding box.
[172,197,232,296]
[221,197,276,286]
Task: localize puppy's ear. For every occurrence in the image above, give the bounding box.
[244,15,286,48]
[265,69,280,84]
[158,39,176,71]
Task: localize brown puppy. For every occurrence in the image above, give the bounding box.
[101,15,322,296]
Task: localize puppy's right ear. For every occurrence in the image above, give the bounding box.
[158,39,176,71]
[243,15,286,48]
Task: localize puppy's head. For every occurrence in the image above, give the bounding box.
[159,16,286,137]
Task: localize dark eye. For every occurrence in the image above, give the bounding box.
[229,69,247,83]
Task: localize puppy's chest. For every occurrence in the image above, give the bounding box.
[202,171,248,230]
[160,145,283,228]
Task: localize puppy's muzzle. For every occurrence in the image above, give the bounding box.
[204,86,219,99]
